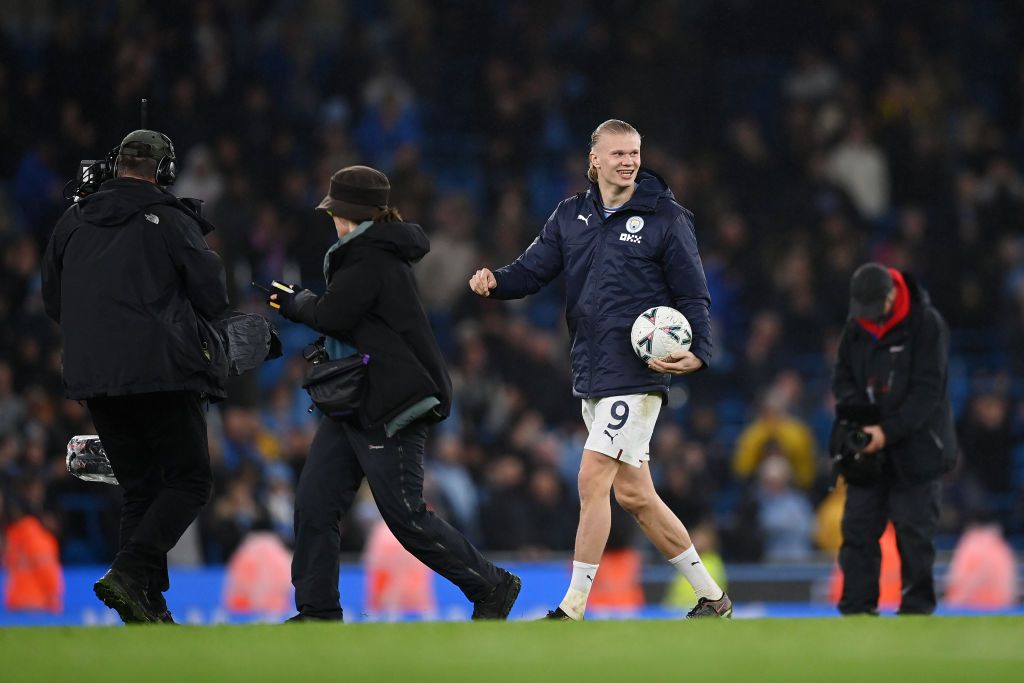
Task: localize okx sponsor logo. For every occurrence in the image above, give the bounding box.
[619,233,642,244]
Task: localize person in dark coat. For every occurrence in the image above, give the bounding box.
[41,129,230,623]
[832,262,957,615]
[270,165,520,621]
[469,120,730,620]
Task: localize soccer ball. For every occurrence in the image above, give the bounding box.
[630,306,692,362]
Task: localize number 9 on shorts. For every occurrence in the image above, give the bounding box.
[581,393,662,468]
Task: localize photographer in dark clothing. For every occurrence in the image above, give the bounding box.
[270,166,520,621]
[832,263,956,615]
[41,130,230,623]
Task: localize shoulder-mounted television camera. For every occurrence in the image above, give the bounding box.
[67,148,119,200]
[63,99,178,201]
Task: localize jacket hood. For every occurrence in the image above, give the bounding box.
[902,271,930,307]
[77,178,176,226]
[355,221,431,263]
[586,168,679,214]
[77,178,215,233]
[847,270,931,339]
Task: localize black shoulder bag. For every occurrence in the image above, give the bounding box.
[301,336,369,421]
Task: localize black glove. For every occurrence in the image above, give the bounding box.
[267,283,296,311]
[274,288,316,322]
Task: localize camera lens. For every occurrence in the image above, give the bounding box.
[846,429,872,451]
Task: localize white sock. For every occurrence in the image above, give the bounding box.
[558,561,599,620]
[669,545,723,601]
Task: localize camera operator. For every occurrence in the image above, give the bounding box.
[41,130,230,623]
[832,263,956,615]
[268,166,520,621]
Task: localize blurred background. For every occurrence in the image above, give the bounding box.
[1,0,1023,622]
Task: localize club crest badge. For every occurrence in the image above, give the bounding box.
[626,216,644,233]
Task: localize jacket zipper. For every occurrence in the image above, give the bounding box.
[587,201,646,397]
[195,314,212,364]
[587,201,608,397]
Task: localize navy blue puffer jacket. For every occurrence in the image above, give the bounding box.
[491,170,711,399]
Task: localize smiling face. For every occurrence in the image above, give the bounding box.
[590,131,641,191]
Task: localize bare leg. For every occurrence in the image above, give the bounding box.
[574,449,623,563]
[553,449,622,619]
[614,461,724,604]
[613,461,692,558]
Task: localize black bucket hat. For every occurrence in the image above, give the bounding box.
[849,262,894,319]
[316,165,390,221]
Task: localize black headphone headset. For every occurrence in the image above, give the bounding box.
[113,133,177,187]
[154,133,177,187]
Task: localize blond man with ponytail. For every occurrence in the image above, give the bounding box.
[471,120,730,619]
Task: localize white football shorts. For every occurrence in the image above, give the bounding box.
[581,393,663,468]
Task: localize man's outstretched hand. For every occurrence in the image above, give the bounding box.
[469,268,497,297]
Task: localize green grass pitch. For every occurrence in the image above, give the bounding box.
[2,617,1023,682]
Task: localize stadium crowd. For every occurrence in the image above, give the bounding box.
[1,1,1024,572]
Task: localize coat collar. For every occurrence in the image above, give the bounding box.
[585,168,673,216]
[323,220,374,282]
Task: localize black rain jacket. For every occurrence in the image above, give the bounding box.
[833,273,957,484]
[285,221,452,429]
[41,178,230,400]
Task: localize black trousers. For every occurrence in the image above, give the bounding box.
[839,476,941,615]
[292,418,502,619]
[87,391,212,600]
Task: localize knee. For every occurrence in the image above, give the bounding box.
[892,520,934,546]
[381,498,430,538]
[613,485,653,516]
[294,492,343,526]
[167,471,213,506]
[577,473,611,509]
[840,522,884,549]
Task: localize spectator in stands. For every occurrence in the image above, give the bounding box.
[479,454,532,552]
[2,492,63,613]
[945,516,1019,610]
[733,384,817,489]
[263,462,295,546]
[425,433,481,540]
[0,362,25,438]
[223,521,293,616]
[524,467,576,552]
[827,118,890,221]
[814,478,846,554]
[736,311,787,399]
[416,193,481,313]
[958,391,1014,506]
[363,517,436,617]
[756,452,815,561]
[657,460,712,531]
[206,473,268,562]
